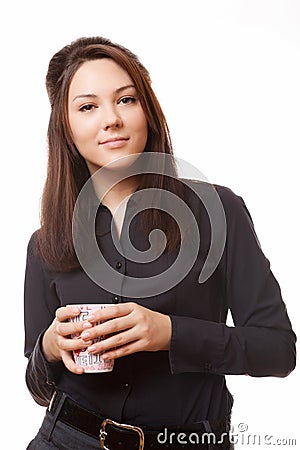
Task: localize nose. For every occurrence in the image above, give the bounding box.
[101,104,122,130]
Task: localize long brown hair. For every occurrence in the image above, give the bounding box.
[36,36,186,271]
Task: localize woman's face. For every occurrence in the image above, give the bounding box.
[68,58,148,174]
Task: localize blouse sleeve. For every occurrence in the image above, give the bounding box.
[24,232,64,406]
[169,187,297,377]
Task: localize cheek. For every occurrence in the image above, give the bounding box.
[139,119,149,146]
[130,111,148,140]
[69,115,98,147]
[68,114,81,145]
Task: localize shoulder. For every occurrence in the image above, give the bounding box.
[213,183,246,216]
[26,229,40,257]
[180,179,256,234]
[25,229,52,272]
[180,178,246,214]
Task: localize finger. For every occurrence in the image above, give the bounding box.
[80,315,135,341]
[101,340,142,361]
[61,350,84,375]
[56,319,93,337]
[56,305,81,322]
[87,328,137,355]
[88,302,136,324]
[58,335,93,352]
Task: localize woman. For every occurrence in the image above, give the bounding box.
[24,36,296,449]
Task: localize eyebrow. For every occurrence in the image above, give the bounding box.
[72,84,136,102]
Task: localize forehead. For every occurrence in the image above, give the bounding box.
[68,59,133,97]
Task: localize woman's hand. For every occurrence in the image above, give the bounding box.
[42,306,93,374]
[80,302,172,361]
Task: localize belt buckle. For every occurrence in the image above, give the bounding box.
[100,418,144,450]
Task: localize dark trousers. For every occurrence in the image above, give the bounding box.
[27,410,101,449]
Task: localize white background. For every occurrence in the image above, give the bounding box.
[1,1,299,448]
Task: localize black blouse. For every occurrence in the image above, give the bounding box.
[24,180,296,426]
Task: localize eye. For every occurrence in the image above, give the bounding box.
[79,104,97,112]
[118,96,137,105]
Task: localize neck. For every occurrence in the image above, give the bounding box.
[92,172,141,211]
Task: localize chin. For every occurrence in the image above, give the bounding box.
[103,152,142,169]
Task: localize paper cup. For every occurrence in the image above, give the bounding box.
[68,304,114,373]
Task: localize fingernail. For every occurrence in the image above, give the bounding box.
[88,345,96,353]
[87,314,95,321]
[82,322,92,329]
[81,331,90,339]
[72,307,80,314]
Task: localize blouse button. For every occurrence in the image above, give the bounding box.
[204,362,212,371]
[113,296,120,304]
[116,261,122,269]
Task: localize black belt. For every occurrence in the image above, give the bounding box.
[48,390,231,449]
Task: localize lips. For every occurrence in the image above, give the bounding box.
[100,137,129,145]
[99,136,129,150]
